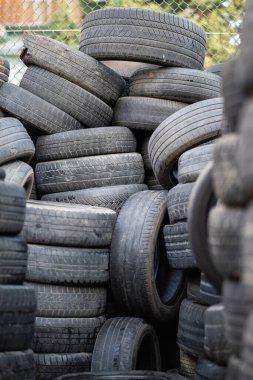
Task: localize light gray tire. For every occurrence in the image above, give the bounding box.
[2,161,34,198]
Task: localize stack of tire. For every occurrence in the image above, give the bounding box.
[0,169,37,380]
[22,200,117,379]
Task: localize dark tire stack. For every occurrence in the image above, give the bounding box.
[23,200,117,379]
[0,175,37,380]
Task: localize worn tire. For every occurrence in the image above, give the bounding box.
[35,352,92,380]
[91,317,161,371]
[0,83,83,134]
[21,33,125,105]
[26,282,106,318]
[36,127,136,161]
[80,8,206,69]
[140,135,152,171]
[199,273,221,306]
[27,244,109,285]
[0,235,27,284]
[113,97,187,132]
[130,68,222,103]
[187,270,201,304]
[164,222,196,269]
[167,183,194,223]
[32,316,105,353]
[208,204,244,280]
[111,191,186,322]
[0,117,35,165]
[23,200,116,247]
[178,142,214,184]
[0,350,35,380]
[36,153,144,194]
[2,160,34,198]
[41,184,147,214]
[0,285,36,351]
[149,98,223,189]
[20,66,113,128]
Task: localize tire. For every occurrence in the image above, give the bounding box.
[223,280,253,356]
[178,142,214,184]
[23,200,116,247]
[164,222,196,269]
[26,244,109,285]
[199,273,221,306]
[187,270,201,304]
[208,204,244,280]
[179,350,197,378]
[32,316,105,353]
[20,66,113,128]
[0,83,83,134]
[0,285,36,351]
[91,317,161,371]
[204,305,231,365]
[26,282,106,318]
[35,352,92,380]
[0,180,26,235]
[102,61,161,79]
[195,358,226,380]
[36,153,144,194]
[213,134,246,206]
[0,117,35,165]
[241,313,253,374]
[129,68,222,103]
[145,172,165,190]
[35,127,136,162]
[149,98,223,189]
[0,350,35,380]
[0,235,27,284]
[141,135,152,171]
[80,8,206,70]
[41,184,148,214]
[111,191,186,322]
[178,299,207,358]
[2,160,34,198]
[188,163,222,291]
[21,33,125,106]
[243,206,253,286]
[226,356,243,380]
[167,183,194,223]
[206,64,224,77]
[113,97,187,132]
[55,371,185,380]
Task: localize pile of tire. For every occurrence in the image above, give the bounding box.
[0,171,37,379]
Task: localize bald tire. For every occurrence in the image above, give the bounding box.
[2,161,34,198]
[80,8,206,69]
[0,350,35,380]
[91,317,161,371]
[20,66,113,128]
[0,83,83,134]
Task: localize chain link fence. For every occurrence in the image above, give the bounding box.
[0,0,244,83]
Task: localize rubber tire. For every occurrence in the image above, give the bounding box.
[20,66,113,128]
[80,8,206,69]
[21,33,125,106]
[26,282,106,318]
[204,304,231,365]
[26,244,109,285]
[242,205,253,286]
[0,180,26,235]
[54,371,186,380]
[129,68,222,103]
[226,356,243,380]
[102,60,161,79]
[178,299,207,358]
[145,172,165,190]
[141,135,152,171]
[213,134,247,206]
[208,203,244,280]
[188,163,222,291]
[164,222,196,269]
[179,350,197,378]
[2,160,34,198]
[0,235,27,284]
[0,285,36,351]
[113,97,187,132]
[91,317,161,371]
[35,153,144,194]
[178,142,214,184]
[0,350,35,380]
[35,126,136,161]
[41,184,148,214]
[199,273,221,306]
[167,183,194,223]
[187,270,201,304]
[35,352,92,380]
[195,358,226,380]
[149,98,223,189]
[241,313,253,374]
[0,83,83,134]
[0,117,35,165]
[32,316,105,353]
